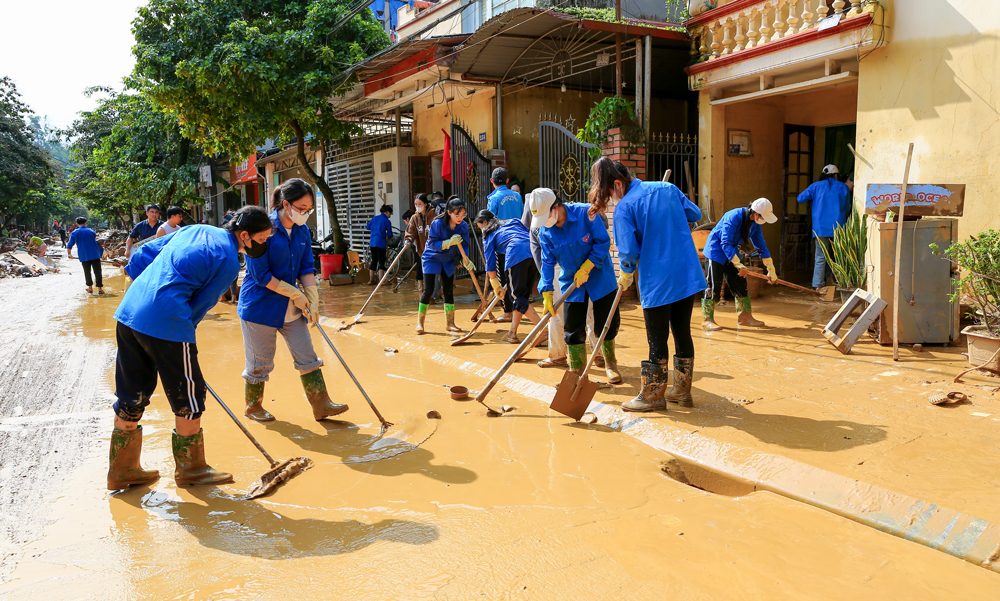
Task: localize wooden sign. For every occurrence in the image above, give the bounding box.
[865,183,965,217]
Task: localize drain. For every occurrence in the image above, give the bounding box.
[660,455,757,497]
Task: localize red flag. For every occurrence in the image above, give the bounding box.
[441,128,452,183]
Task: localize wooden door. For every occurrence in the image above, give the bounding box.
[409,156,431,211]
[780,124,815,283]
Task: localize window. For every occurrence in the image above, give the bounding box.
[489,0,534,19]
[462,1,481,33]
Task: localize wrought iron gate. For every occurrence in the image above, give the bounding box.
[646,133,699,205]
[539,121,598,204]
[450,122,492,274]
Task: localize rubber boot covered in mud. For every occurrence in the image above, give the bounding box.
[701,298,723,332]
[567,344,587,376]
[622,360,668,412]
[663,356,694,407]
[736,296,766,328]
[445,304,464,333]
[172,429,233,486]
[244,381,274,422]
[416,303,428,334]
[301,369,349,420]
[601,339,623,384]
[107,425,160,490]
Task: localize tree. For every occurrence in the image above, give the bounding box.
[132,0,390,253]
[0,77,55,228]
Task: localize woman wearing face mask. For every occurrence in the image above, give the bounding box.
[107,205,272,491]
[237,178,349,423]
[531,190,622,384]
[404,194,430,292]
[416,198,472,335]
[701,198,778,331]
[592,158,705,412]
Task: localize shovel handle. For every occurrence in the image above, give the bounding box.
[451,286,507,345]
[205,383,278,467]
[356,240,411,317]
[570,285,625,403]
[743,269,822,296]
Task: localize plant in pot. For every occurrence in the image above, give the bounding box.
[577,96,635,159]
[817,208,868,303]
[931,231,1000,372]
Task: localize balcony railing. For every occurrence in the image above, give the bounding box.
[688,0,875,64]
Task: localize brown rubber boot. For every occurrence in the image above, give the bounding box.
[736,296,765,327]
[301,369,349,420]
[601,340,623,384]
[622,360,669,412]
[445,304,464,333]
[107,426,160,490]
[172,429,233,486]
[664,356,694,407]
[244,381,274,422]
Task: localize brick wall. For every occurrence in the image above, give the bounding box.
[601,128,646,294]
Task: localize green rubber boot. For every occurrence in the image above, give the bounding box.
[445,303,463,333]
[601,339,622,384]
[567,344,587,376]
[736,296,765,327]
[416,302,428,335]
[701,298,722,332]
[244,381,273,422]
[107,426,160,490]
[172,429,233,486]
[301,369,349,421]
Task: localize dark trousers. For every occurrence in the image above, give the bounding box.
[370,246,387,271]
[644,294,697,362]
[705,259,748,301]
[413,251,423,281]
[507,258,538,315]
[113,323,206,421]
[496,254,513,313]
[82,259,103,287]
[420,272,454,305]
[565,289,620,345]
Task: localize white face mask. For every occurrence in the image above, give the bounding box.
[544,208,558,228]
[285,204,310,226]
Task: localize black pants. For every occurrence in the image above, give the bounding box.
[644,294,697,362]
[413,249,423,281]
[507,258,538,314]
[370,246,387,271]
[113,323,206,421]
[420,272,454,304]
[82,259,103,287]
[496,254,513,313]
[706,259,748,301]
[565,289,620,345]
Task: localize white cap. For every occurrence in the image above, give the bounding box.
[528,188,557,229]
[823,164,839,175]
[750,198,778,224]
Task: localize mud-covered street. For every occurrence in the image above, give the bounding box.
[2,256,1000,599]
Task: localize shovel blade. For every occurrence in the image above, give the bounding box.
[819,286,836,302]
[550,371,598,421]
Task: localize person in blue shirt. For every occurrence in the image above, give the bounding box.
[533,190,622,384]
[592,158,705,411]
[702,198,779,331]
[108,205,272,491]
[474,209,542,344]
[417,198,473,335]
[125,204,164,258]
[237,178,348,424]
[65,216,106,295]
[798,164,852,289]
[365,204,394,285]
[488,168,524,320]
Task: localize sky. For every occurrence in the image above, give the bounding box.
[1,0,147,128]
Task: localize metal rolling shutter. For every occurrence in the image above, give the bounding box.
[327,156,375,254]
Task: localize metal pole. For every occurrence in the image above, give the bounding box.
[615,0,622,96]
[892,143,915,361]
[395,107,401,147]
[643,35,652,140]
[634,39,643,128]
[496,83,503,149]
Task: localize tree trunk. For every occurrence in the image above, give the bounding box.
[289,120,347,255]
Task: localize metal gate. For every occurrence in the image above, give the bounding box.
[450,122,491,273]
[539,121,598,204]
[326,155,375,254]
[646,133,699,205]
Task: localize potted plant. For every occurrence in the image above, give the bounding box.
[931,230,1000,372]
[577,96,636,159]
[817,208,868,303]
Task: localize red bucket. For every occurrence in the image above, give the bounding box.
[319,254,343,280]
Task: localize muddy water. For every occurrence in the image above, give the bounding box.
[2,280,1000,598]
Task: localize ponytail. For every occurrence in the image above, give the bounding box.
[588,156,631,218]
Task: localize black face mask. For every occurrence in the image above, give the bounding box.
[243,234,268,258]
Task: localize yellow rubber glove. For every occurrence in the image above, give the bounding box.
[462,258,475,273]
[731,254,746,272]
[617,269,634,291]
[303,285,320,325]
[489,276,503,297]
[275,280,308,312]
[762,257,777,283]
[441,234,464,250]
[542,291,556,317]
[573,259,595,287]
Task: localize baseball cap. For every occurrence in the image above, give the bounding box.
[822,164,839,175]
[528,188,557,229]
[750,198,778,224]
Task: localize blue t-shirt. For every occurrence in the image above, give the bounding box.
[614,179,706,308]
[703,207,772,266]
[238,210,316,328]
[483,219,533,273]
[538,203,616,304]
[487,185,524,221]
[129,219,164,242]
[116,225,240,343]
[798,178,851,238]
[66,227,103,263]
[366,213,393,249]
[421,218,470,277]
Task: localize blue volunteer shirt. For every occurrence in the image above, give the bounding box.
[797,178,851,237]
[703,207,772,266]
[366,213,393,249]
[538,203,616,303]
[116,225,240,343]
[421,218,470,277]
[129,219,164,242]
[483,219,533,273]
[614,179,707,308]
[487,185,524,221]
[66,226,103,263]
[238,210,316,329]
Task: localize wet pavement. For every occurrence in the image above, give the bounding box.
[2,261,1000,599]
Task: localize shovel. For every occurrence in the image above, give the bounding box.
[743,269,836,301]
[456,243,495,322]
[473,282,578,415]
[205,383,313,500]
[451,286,507,346]
[550,286,624,421]
[392,261,418,293]
[336,240,412,331]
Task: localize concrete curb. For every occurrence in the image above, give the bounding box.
[330,318,1000,574]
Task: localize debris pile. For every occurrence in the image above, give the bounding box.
[96,230,130,266]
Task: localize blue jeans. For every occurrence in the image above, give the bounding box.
[813,236,834,288]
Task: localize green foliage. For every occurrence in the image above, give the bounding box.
[931,231,1000,336]
[0,77,57,227]
[549,2,687,30]
[577,96,635,158]
[817,208,868,289]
